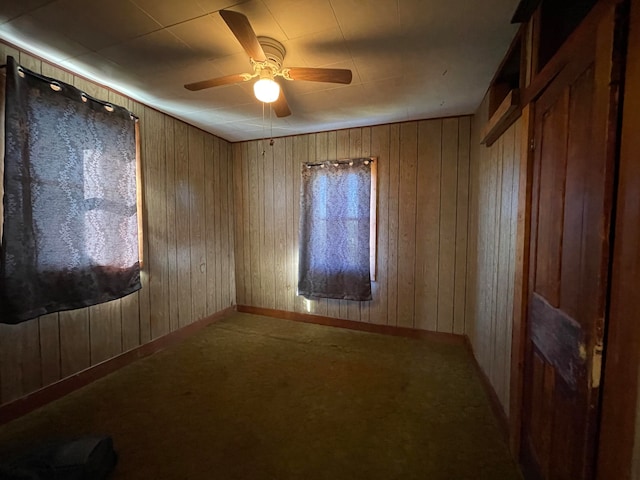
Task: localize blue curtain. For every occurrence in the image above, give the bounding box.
[298,159,372,301]
[1,56,141,324]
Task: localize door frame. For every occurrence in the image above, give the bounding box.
[596,0,640,478]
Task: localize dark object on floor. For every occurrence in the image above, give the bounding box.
[1,436,117,480]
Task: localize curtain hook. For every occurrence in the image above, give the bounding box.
[49,82,62,92]
[17,66,25,78]
[104,103,114,112]
[81,93,88,103]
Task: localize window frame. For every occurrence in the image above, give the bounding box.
[368,157,377,282]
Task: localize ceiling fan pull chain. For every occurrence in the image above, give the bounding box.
[261,101,266,156]
[270,104,274,146]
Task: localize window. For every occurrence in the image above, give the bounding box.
[0,56,141,324]
[298,157,376,301]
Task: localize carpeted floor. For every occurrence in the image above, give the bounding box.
[0,313,522,479]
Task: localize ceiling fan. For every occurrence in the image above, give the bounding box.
[184,9,353,118]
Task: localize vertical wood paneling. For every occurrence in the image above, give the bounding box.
[233,144,246,305]
[0,42,236,405]
[415,120,441,331]
[273,137,288,312]
[145,107,169,339]
[220,141,229,311]
[38,313,60,386]
[285,137,296,313]
[120,288,140,354]
[496,129,514,405]
[188,128,207,323]
[248,141,262,307]
[205,136,218,315]
[397,122,418,328]
[387,124,400,327]
[454,117,471,335]
[164,117,179,332]
[214,137,223,312]
[490,136,503,387]
[234,119,472,333]
[304,134,319,315]
[129,100,151,343]
[221,141,232,309]
[225,142,236,307]
[466,95,522,415]
[438,118,459,333]
[174,121,192,328]
[242,142,253,305]
[369,125,390,325]
[59,309,91,378]
[90,300,122,365]
[292,135,305,315]
[263,141,276,309]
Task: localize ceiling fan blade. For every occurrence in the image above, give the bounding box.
[285,67,353,84]
[184,73,251,91]
[272,90,291,118]
[220,10,266,62]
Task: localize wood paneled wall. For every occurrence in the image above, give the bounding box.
[233,118,471,333]
[466,96,521,415]
[0,42,236,405]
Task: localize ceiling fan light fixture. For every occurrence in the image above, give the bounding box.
[254,77,280,103]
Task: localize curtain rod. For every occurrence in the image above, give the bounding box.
[0,62,139,121]
[304,158,375,168]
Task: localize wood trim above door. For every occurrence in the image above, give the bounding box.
[521,0,625,106]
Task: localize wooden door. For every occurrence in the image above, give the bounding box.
[520,3,624,480]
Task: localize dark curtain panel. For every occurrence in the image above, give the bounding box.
[298,159,372,301]
[1,56,141,324]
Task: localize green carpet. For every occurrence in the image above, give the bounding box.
[0,313,522,479]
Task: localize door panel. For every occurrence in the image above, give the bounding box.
[534,90,568,308]
[561,65,594,320]
[521,4,623,480]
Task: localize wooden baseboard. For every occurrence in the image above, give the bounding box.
[0,306,236,425]
[463,337,510,441]
[237,305,465,345]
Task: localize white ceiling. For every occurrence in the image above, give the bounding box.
[0,0,519,142]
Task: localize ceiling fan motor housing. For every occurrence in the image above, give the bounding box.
[256,37,286,71]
